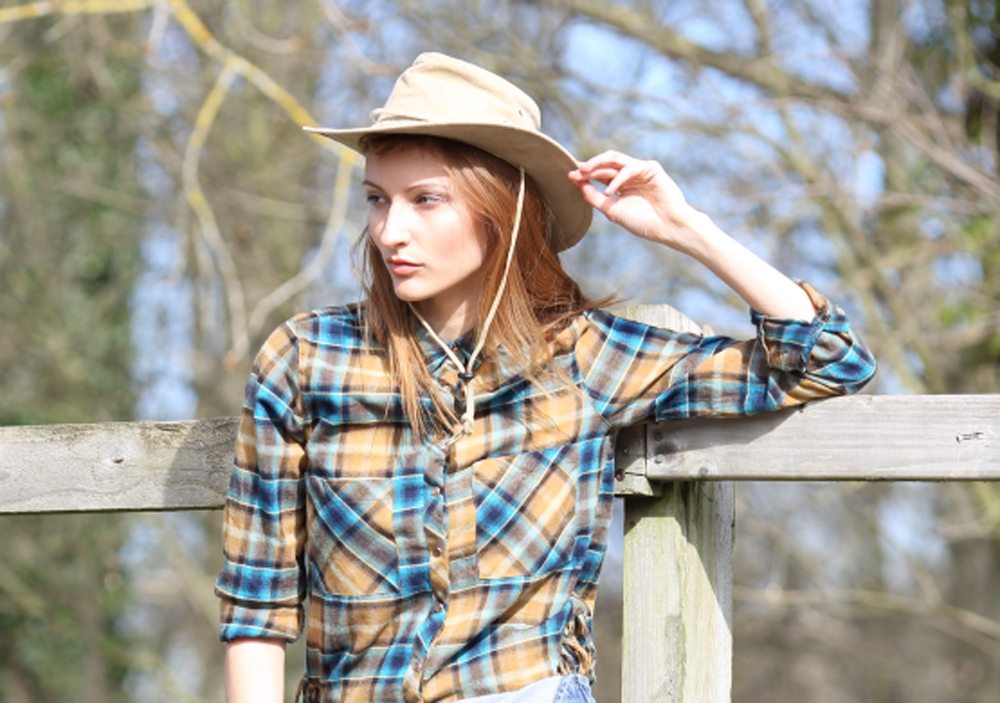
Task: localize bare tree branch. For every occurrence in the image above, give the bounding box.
[533,0,853,103]
[247,153,361,336]
[735,586,1000,657]
[182,56,249,368]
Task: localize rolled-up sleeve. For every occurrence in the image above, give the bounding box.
[578,282,876,428]
[215,321,309,642]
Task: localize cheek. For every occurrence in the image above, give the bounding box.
[366,210,382,237]
[449,238,486,273]
[450,234,485,260]
[446,217,488,264]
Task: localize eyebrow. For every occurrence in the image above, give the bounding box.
[361,178,451,193]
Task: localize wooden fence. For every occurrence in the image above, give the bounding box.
[1,305,998,702]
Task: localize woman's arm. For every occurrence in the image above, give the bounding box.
[225,638,286,703]
[216,321,308,698]
[568,151,816,321]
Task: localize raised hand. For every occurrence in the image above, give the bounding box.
[567,150,703,254]
[568,149,817,321]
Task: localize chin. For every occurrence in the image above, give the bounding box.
[391,284,430,303]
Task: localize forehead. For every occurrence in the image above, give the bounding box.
[363,143,450,185]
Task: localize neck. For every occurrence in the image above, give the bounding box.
[413,297,479,342]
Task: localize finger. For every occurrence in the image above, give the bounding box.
[568,169,612,193]
[604,161,652,197]
[576,150,635,174]
[570,175,616,215]
[574,167,623,186]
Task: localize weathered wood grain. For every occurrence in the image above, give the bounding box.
[622,484,734,703]
[619,304,733,703]
[645,394,1000,481]
[0,417,236,514]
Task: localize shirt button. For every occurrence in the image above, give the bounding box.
[413,660,423,672]
[434,602,444,613]
[432,546,443,558]
[431,486,441,496]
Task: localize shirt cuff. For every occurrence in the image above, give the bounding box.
[750,281,831,374]
[218,595,304,643]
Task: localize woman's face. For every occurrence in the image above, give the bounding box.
[364,145,487,330]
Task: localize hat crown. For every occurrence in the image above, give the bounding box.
[370,53,542,132]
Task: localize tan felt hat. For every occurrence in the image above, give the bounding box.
[304,52,592,252]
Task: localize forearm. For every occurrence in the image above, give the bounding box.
[226,638,286,703]
[569,153,819,321]
[677,211,817,321]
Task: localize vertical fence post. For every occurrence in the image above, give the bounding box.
[616,305,734,703]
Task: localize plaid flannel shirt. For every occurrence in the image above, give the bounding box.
[215,283,875,703]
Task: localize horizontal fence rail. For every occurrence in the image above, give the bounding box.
[0,417,237,514]
[1,395,997,515]
[633,394,999,482]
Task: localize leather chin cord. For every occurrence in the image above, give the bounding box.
[408,166,526,446]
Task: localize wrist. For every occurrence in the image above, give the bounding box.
[670,210,724,260]
[674,205,706,230]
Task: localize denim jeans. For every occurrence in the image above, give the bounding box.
[552,675,596,703]
[457,674,596,703]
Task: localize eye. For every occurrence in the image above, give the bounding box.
[365,192,386,206]
[415,192,445,205]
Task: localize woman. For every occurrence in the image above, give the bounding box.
[215,53,875,703]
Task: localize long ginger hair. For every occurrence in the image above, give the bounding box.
[355,134,605,434]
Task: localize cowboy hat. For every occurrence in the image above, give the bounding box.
[304,52,592,251]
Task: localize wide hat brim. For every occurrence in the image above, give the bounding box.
[304,54,592,252]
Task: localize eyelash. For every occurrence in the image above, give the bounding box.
[365,193,444,206]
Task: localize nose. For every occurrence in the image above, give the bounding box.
[371,200,411,250]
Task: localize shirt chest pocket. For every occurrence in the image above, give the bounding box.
[306,476,400,596]
[472,451,578,581]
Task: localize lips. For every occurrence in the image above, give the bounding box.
[385,257,421,275]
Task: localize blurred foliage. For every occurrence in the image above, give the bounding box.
[0,15,147,703]
[0,1,998,702]
[0,20,145,425]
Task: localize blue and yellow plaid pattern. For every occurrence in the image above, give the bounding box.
[215,283,875,702]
